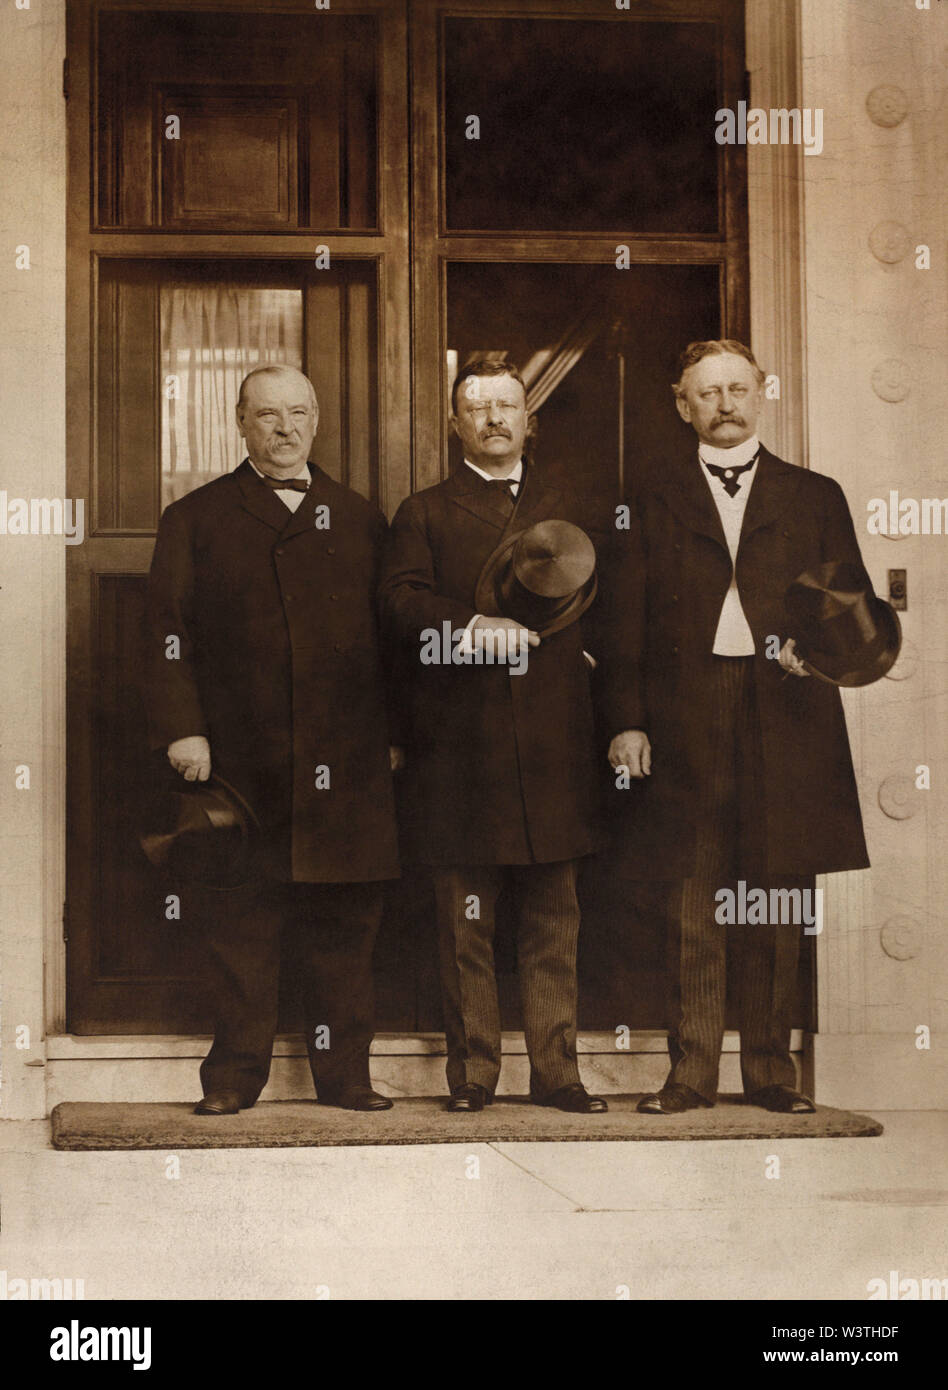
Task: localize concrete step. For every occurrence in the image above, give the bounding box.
[44,1032,806,1106]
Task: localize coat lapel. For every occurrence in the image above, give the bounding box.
[507,463,564,537]
[655,452,729,552]
[235,458,298,533]
[738,446,804,543]
[448,462,523,532]
[278,463,330,543]
[653,444,802,553]
[235,458,328,541]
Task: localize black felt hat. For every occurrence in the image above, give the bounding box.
[474,519,598,639]
[139,771,260,891]
[784,562,902,687]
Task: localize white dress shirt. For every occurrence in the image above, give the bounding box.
[248,459,311,514]
[463,457,523,495]
[697,434,760,657]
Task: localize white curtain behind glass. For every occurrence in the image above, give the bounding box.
[160,285,304,507]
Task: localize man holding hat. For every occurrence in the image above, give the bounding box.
[603,339,898,1116]
[379,359,607,1113]
[144,364,400,1116]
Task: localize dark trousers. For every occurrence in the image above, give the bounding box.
[665,656,806,1102]
[195,880,384,1103]
[432,861,583,1098]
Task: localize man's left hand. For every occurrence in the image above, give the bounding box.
[778,638,810,677]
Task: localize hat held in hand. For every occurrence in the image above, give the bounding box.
[139,771,259,891]
[784,561,901,687]
[474,519,598,639]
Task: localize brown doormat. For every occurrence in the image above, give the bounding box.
[50,1096,883,1150]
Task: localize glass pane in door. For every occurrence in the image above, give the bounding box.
[160,285,303,508]
[443,16,722,234]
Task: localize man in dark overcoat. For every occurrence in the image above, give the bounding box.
[379,359,607,1113]
[144,364,400,1114]
[603,339,871,1115]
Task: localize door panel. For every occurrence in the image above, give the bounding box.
[95,7,380,231]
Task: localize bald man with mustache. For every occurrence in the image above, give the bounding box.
[145,365,401,1116]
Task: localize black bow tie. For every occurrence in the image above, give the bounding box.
[703,455,757,498]
[260,474,309,493]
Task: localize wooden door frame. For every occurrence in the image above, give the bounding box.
[48,0,806,1041]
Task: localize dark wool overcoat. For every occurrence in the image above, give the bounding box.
[144,459,400,884]
[378,463,605,866]
[598,445,871,879]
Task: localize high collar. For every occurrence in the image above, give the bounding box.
[463,457,524,484]
[247,459,312,485]
[698,434,761,469]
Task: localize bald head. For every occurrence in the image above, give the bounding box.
[235,365,318,478]
[237,364,317,412]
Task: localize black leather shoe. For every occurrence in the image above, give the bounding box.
[747,1084,815,1114]
[446,1083,492,1112]
[194,1090,244,1115]
[637,1082,713,1114]
[319,1086,393,1111]
[535,1083,608,1114]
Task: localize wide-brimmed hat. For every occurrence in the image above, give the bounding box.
[784,561,902,687]
[139,771,260,891]
[474,519,598,639]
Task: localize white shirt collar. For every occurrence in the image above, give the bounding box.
[463,457,524,484]
[698,434,760,470]
[248,459,311,485]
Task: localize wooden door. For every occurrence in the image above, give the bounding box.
[65,0,801,1038]
[407,0,811,1031]
[65,0,411,1032]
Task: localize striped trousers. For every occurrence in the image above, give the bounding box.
[432,861,583,1098]
[665,655,808,1102]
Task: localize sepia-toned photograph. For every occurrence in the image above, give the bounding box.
[0,0,945,1340]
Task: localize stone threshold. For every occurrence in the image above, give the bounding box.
[47,1030,805,1059]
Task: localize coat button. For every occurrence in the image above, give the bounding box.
[672,645,679,654]
[330,594,338,601]
[671,594,679,603]
[285,594,293,603]
[327,547,336,555]
[275,546,285,556]
[674,543,682,552]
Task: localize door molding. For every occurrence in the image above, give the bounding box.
[746,0,808,469]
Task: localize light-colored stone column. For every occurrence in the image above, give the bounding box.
[0,0,66,1120]
[800,0,948,1107]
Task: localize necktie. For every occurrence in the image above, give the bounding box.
[703,456,757,498]
[261,474,309,493]
[484,477,518,515]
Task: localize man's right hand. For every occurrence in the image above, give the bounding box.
[472,615,540,658]
[168,736,211,782]
[607,729,651,778]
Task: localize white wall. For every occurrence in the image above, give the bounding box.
[0,0,66,1120]
[800,0,948,1106]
